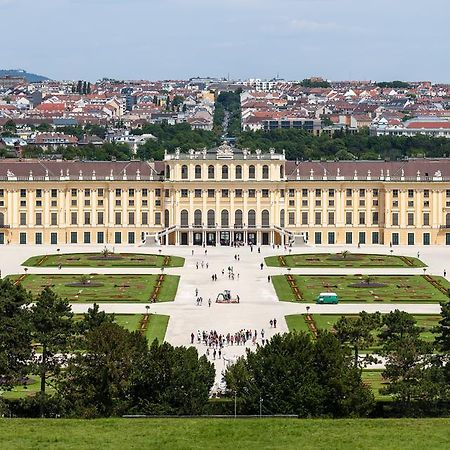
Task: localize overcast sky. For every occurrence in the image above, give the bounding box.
[2,0,449,82]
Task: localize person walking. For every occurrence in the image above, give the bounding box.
[208,298,212,308]
[273,318,277,328]
[260,263,264,270]
[218,349,222,359]
[269,319,273,328]
[236,294,240,303]
[267,275,271,282]
[190,332,194,344]
[195,288,199,296]
[445,269,447,277]
[213,349,216,360]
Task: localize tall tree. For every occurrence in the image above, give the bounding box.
[435,301,450,352]
[58,322,147,417]
[334,312,381,367]
[79,303,114,333]
[30,287,74,415]
[0,280,33,391]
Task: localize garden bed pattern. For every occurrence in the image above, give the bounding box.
[286,274,303,301]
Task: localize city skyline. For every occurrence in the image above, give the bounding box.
[2,0,449,82]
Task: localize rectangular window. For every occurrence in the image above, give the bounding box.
[36,189,42,198]
[358,231,366,245]
[20,189,27,198]
[71,189,77,197]
[98,188,104,197]
[301,211,308,225]
[345,232,353,244]
[262,189,269,198]
[393,189,399,198]
[97,211,104,225]
[359,189,365,197]
[50,232,58,245]
[346,189,352,197]
[115,200,121,207]
[85,188,91,197]
[314,232,322,245]
[97,232,104,244]
[128,200,134,207]
[35,232,42,245]
[424,189,429,198]
[346,200,352,207]
[407,232,415,245]
[71,212,77,225]
[373,189,379,197]
[114,231,121,244]
[235,189,242,198]
[315,189,321,197]
[181,189,188,198]
[302,189,308,197]
[423,232,430,246]
[115,212,122,225]
[288,212,295,225]
[195,189,202,198]
[128,189,135,197]
[19,232,27,245]
[207,189,214,198]
[142,212,148,225]
[372,232,379,244]
[155,189,161,197]
[35,212,42,226]
[248,189,256,198]
[128,232,135,244]
[155,212,161,225]
[408,189,414,198]
[423,212,430,226]
[359,212,365,225]
[84,232,91,244]
[407,212,414,226]
[129,212,135,225]
[70,232,77,244]
[20,212,27,226]
[328,211,335,225]
[84,212,91,225]
[222,189,229,198]
[315,211,321,225]
[328,232,335,244]
[115,188,121,196]
[142,189,148,197]
[345,211,352,225]
[392,232,399,246]
[328,189,335,197]
[372,212,379,225]
[392,212,399,226]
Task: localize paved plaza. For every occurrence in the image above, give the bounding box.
[1,243,450,388]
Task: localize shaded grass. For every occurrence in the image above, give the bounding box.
[0,418,450,449]
[23,253,185,268]
[7,274,179,303]
[265,253,425,268]
[146,314,170,344]
[273,275,450,303]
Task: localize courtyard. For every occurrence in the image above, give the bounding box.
[272,274,450,303]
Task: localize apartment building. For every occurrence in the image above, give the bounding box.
[1,144,450,246]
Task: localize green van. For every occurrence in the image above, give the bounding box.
[316,292,339,304]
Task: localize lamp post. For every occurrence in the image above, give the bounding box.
[259,396,263,418]
[145,305,150,316]
[306,305,310,316]
[423,267,427,276]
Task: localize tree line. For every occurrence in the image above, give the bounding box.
[3,277,450,418]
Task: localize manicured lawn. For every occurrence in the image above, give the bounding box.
[273,274,450,303]
[23,252,185,268]
[146,314,170,344]
[285,314,310,333]
[362,370,391,401]
[1,418,450,449]
[114,314,142,332]
[265,252,425,268]
[7,274,179,303]
[285,314,440,346]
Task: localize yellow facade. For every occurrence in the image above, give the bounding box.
[1,146,450,246]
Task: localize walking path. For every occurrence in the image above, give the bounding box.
[1,243,450,389]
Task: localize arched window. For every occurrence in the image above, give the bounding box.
[262,165,269,179]
[222,165,229,180]
[207,210,215,227]
[164,209,170,228]
[262,210,270,228]
[280,209,285,228]
[221,209,229,227]
[194,209,202,226]
[248,209,256,227]
[280,164,284,179]
[165,165,171,179]
[195,164,202,179]
[208,165,215,179]
[180,210,189,228]
[0,212,4,226]
[181,165,188,179]
[249,165,255,179]
[235,165,242,179]
[235,209,243,227]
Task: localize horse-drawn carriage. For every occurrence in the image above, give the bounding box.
[216,290,240,304]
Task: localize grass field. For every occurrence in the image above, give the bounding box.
[0,418,449,449]
[8,274,179,303]
[362,370,391,401]
[23,252,185,268]
[146,314,170,343]
[273,274,450,303]
[265,252,425,268]
[285,314,440,345]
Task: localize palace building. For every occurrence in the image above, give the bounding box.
[1,143,450,247]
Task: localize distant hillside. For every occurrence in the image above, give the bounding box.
[0,69,50,83]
